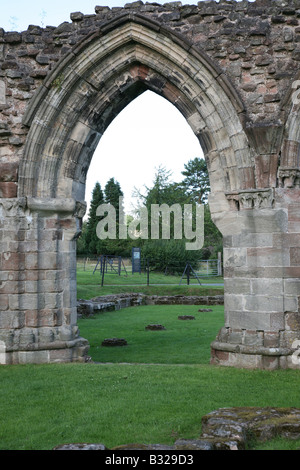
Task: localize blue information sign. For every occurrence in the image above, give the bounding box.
[132,247,141,274]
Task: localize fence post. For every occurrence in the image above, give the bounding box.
[147,258,150,286]
[187,264,190,285]
[101,256,106,287]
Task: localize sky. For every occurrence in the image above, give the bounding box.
[0,0,253,214]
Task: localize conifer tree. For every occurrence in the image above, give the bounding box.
[85,182,104,254]
[104,178,124,238]
[181,157,210,204]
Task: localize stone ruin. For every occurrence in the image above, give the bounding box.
[0,0,300,368]
[178,315,196,320]
[53,406,300,450]
[101,338,128,347]
[145,324,166,330]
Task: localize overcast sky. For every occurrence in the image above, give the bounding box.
[1,1,252,214]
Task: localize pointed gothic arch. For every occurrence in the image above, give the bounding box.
[2,9,299,368]
[20,14,251,205]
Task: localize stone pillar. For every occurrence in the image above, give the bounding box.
[0,197,89,364]
[210,188,300,370]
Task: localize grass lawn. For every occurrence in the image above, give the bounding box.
[77,264,224,299]
[77,304,224,364]
[1,361,300,450]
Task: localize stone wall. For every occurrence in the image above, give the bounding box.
[0,1,300,367]
[77,293,224,316]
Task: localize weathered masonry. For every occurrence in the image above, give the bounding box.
[1,0,300,368]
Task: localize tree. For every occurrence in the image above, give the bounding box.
[101,178,129,255]
[104,178,124,238]
[85,182,104,254]
[104,178,124,210]
[134,166,203,270]
[181,157,210,204]
[135,166,189,240]
[181,157,222,258]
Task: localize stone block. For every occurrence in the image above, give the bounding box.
[290,247,300,267]
[0,162,19,182]
[262,356,279,370]
[0,182,17,198]
[245,122,283,156]
[245,294,284,313]
[44,293,62,310]
[280,139,300,167]
[238,209,288,234]
[36,253,59,271]
[243,330,264,347]
[226,310,284,331]
[0,279,24,294]
[247,247,290,267]
[223,247,247,268]
[284,279,300,295]
[228,352,263,369]
[24,253,38,270]
[232,232,273,248]
[264,332,280,348]
[288,205,300,222]
[228,329,243,344]
[285,313,300,331]
[17,350,50,364]
[210,348,230,364]
[224,278,250,295]
[0,252,25,271]
[273,233,300,249]
[0,311,24,329]
[224,293,244,312]
[284,296,299,313]
[48,348,73,363]
[254,154,278,188]
[284,267,300,278]
[250,278,283,296]
[0,80,6,105]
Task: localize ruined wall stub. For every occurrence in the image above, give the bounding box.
[0,0,300,368]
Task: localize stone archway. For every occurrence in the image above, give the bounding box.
[10,14,249,364]
[1,2,300,368]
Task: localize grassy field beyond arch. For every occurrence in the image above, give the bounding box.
[77,304,224,364]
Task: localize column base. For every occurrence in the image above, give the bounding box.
[211,338,297,370]
[1,337,90,365]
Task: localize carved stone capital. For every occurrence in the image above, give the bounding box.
[0,197,27,217]
[74,201,87,219]
[278,167,300,188]
[225,189,274,210]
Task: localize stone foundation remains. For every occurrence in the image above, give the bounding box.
[53,406,300,450]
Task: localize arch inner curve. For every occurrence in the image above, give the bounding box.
[20,15,251,214]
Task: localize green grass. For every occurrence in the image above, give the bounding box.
[77,304,224,364]
[1,362,300,450]
[76,264,224,299]
[253,437,300,450]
